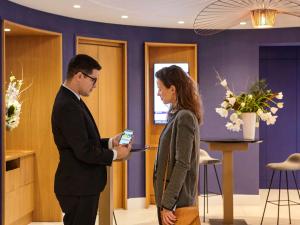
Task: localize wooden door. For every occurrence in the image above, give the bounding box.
[77,39,127,209]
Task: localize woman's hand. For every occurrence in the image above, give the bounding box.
[161,208,177,225]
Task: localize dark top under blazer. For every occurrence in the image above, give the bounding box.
[51,86,114,196]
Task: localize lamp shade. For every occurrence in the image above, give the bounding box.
[194,0,300,35]
[251,9,278,28]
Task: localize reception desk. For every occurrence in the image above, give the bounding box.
[5,150,35,225]
[200,139,261,225]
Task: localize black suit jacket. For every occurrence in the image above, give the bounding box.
[51,86,114,196]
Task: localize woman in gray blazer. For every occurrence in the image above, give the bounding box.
[153,65,203,225]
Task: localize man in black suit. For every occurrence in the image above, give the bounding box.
[51,54,131,225]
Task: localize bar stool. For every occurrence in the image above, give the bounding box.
[199,149,222,222]
[260,153,300,225]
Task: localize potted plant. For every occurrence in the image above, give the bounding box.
[215,76,284,139]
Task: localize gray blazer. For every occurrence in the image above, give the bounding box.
[153,109,200,210]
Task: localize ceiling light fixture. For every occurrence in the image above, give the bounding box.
[178,21,185,24]
[4,28,11,32]
[194,0,300,35]
[121,15,128,19]
[251,9,277,28]
[73,5,81,9]
[240,21,247,25]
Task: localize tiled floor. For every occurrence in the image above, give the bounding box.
[29,189,300,225]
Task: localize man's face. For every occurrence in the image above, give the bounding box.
[78,69,99,96]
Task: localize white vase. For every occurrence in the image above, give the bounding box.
[241,112,256,140]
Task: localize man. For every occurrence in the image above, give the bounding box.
[51,54,131,225]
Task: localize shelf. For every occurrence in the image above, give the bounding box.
[5,150,35,162]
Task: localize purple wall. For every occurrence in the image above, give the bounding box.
[259,46,300,188]
[1,1,300,211]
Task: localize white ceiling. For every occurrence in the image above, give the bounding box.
[9,0,300,29]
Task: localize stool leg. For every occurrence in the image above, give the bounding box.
[260,170,275,225]
[113,211,117,225]
[203,165,206,222]
[292,171,300,199]
[285,171,291,224]
[213,164,222,196]
[277,171,282,225]
[206,165,209,213]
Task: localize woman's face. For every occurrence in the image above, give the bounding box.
[156,78,176,105]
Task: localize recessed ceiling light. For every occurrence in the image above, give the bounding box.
[73,4,81,9]
[4,28,11,32]
[121,15,128,19]
[178,21,185,24]
[240,21,247,25]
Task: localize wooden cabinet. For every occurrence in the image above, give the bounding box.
[5,152,34,225]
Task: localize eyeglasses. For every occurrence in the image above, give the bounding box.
[81,71,97,85]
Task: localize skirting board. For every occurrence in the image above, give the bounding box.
[127,195,260,209]
[127,198,146,209]
[233,194,260,205]
[198,194,260,206]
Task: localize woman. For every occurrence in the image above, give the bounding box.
[153,65,203,225]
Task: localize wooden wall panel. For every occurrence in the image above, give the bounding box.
[98,45,125,208]
[3,21,62,222]
[148,45,197,146]
[97,45,124,137]
[77,44,100,127]
[144,43,197,206]
[77,37,127,225]
[77,38,128,211]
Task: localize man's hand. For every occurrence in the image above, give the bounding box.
[161,208,177,225]
[112,133,122,148]
[116,144,132,160]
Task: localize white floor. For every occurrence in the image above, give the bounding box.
[29,189,300,225]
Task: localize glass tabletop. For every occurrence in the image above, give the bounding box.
[130,144,150,152]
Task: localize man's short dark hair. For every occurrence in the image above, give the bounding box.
[67,54,101,80]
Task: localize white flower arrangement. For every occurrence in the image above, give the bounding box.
[5,72,29,130]
[215,76,284,132]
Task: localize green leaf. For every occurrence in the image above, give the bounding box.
[7,105,15,117]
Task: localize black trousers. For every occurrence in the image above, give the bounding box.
[56,193,100,225]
